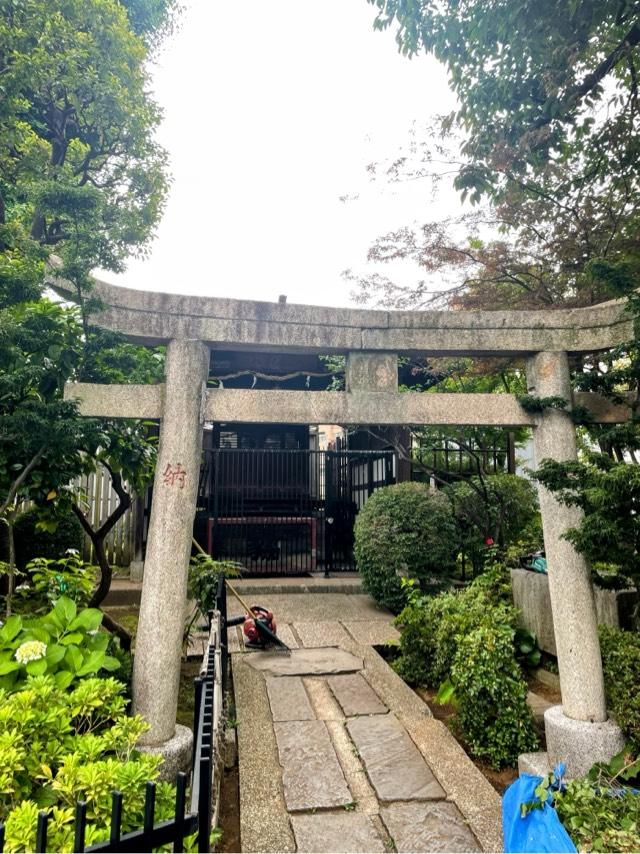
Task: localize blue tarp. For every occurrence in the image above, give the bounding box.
[502,774,577,853]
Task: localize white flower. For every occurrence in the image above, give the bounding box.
[15,641,47,664]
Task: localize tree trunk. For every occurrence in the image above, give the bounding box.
[72,466,133,649]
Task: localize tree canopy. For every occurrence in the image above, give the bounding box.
[369,1,640,199]
[0,0,168,306]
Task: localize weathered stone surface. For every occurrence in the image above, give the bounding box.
[55,272,632,355]
[290,813,385,853]
[518,751,552,778]
[266,676,315,721]
[274,720,352,811]
[527,351,607,723]
[233,656,295,852]
[342,620,400,646]
[527,690,553,727]
[229,592,389,624]
[346,352,398,392]
[133,339,208,745]
[328,673,387,716]
[294,621,352,648]
[347,714,445,802]
[511,568,639,656]
[245,647,362,677]
[380,802,481,853]
[138,724,193,781]
[544,705,625,778]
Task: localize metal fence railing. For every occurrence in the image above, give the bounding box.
[197,449,395,574]
[0,581,228,854]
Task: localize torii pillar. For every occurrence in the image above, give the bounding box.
[523,351,625,776]
[133,338,209,766]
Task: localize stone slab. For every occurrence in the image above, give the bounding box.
[245,647,362,678]
[274,720,352,811]
[518,751,552,778]
[380,802,481,853]
[527,690,554,726]
[341,620,400,646]
[290,813,385,853]
[347,714,445,802]
[138,724,193,781]
[265,676,315,721]
[294,621,352,648]
[544,704,625,778]
[228,592,391,624]
[233,656,295,852]
[328,673,388,716]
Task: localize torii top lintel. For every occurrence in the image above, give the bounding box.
[52,273,632,356]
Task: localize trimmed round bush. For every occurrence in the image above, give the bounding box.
[353,482,458,612]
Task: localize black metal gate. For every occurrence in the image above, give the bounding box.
[196,449,395,575]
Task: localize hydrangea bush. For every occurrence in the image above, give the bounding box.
[0,596,120,691]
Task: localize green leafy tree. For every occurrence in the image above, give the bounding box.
[0,0,168,307]
[534,453,640,600]
[368,0,640,201]
[0,300,162,643]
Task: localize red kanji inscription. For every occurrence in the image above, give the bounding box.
[163,462,187,488]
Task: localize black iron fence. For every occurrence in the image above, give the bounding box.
[0,587,228,854]
[196,449,395,574]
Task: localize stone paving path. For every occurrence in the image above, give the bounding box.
[229,591,502,853]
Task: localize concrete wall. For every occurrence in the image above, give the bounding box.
[511,568,638,655]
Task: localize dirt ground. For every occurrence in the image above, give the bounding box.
[218,763,241,853]
[414,686,519,793]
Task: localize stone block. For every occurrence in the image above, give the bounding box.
[293,621,352,648]
[328,673,387,716]
[273,720,352,811]
[138,724,193,782]
[130,560,144,582]
[223,725,237,770]
[380,802,481,853]
[245,647,362,678]
[265,676,315,721]
[346,352,398,392]
[347,714,445,802]
[545,705,626,778]
[518,751,552,778]
[341,620,400,646]
[290,813,385,853]
[511,569,639,657]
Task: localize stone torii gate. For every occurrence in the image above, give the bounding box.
[60,275,633,775]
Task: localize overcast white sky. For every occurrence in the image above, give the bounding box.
[101,0,459,307]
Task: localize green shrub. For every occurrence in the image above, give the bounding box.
[0,675,176,852]
[9,511,84,570]
[447,473,540,566]
[0,596,120,692]
[599,625,640,750]
[393,561,515,686]
[451,623,539,768]
[394,563,539,767]
[188,553,241,616]
[15,554,97,611]
[354,482,458,612]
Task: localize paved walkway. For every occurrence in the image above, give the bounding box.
[228,590,502,853]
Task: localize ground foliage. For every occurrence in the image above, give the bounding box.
[0,675,176,852]
[534,453,640,600]
[599,625,640,751]
[393,563,539,768]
